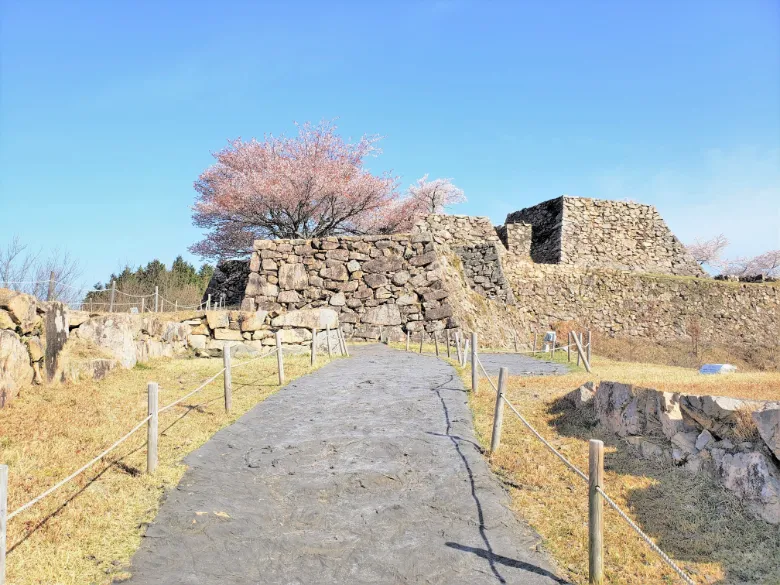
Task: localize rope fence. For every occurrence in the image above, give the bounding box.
[466,332,696,585]
[0,326,353,584]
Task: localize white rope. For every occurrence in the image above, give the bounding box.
[497,392,695,584]
[158,369,226,414]
[596,487,696,585]
[7,414,152,520]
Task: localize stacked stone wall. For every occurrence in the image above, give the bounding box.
[412,214,503,249]
[505,197,563,263]
[452,244,515,305]
[243,233,457,341]
[503,259,779,348]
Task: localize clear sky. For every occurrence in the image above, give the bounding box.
[1,0,778,288]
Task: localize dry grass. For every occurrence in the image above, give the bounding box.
[459,358,780,585]
[1,351,328,585]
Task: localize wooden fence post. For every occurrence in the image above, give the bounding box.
[587,330,592,363]
[1,463,7,585]
[154,286,159,313]
[568,332,572,362]
[589,439,605,585]
[223,343,232,413]
[419,330,423,354]
[446,329,451,358]
[513,330,518,353]
[311,328,318,366]
[406,330,410,352]
[275,331,285,384]
[434,331,440,356]
[550,336,555,360]
[110,280,116,313]
[326,324,333,359]
[576,332,581,367]
[573,332,592,373]
[339,327,350,357]
[147,382,158,474]
[455,331,462,365]
[533,332,538,355]
[207,294,211,311]
[141,297,145,314]
[47,270,56,301]
[490,367,507,453]
[471,332,478,394]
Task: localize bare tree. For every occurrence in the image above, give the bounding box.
[0,237,83,304]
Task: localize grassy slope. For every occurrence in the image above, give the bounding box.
[460,355,780,585]
[1,352,329,585]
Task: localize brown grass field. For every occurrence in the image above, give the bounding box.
[0,351,327,585]
[459,354,780,585]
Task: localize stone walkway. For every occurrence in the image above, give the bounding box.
[121,344,568,585]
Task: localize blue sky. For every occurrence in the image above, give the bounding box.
[1,0,778,288]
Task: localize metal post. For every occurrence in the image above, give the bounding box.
[223,343,232,413]
[110,280,116,313]
[154,286,159,312]
[490,367,507,454]
[311,328,317,366]
[275,331,285,384]
[471,332,478,394]
[1,464,7,585]
[326,324,333,359]
[47,270,56,301]
[589,439,605,585]
[147,382,158,474]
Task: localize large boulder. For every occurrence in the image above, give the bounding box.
[271,308,339,329]
[0,288,40,334]
[0,330,34,407]
[713,450,780,524]
[362,304,402,326]
[594,382,648,436]
[278,263,309,290]
[73,314,141,368]
[753,404,780,460]
[680,395,763,438]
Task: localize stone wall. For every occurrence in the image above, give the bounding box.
[412,214,503,249]
[566,381,780,523]
[505,223,532,257]
[202,259,251,308]
[505,197,563,263]
[505,196,703,276]
[242,234,457,341]
[503,259,780,349]
[453,244,516,305]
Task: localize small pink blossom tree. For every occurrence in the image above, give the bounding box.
[407,175,466,214]
[190,121,419,259]
[686,234,729,267]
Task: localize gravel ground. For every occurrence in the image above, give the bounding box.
[120,344,568,585]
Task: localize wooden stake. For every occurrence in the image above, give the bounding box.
[587,330,592,363]
[275,331,285,384]
[568,332,571,362]
[1,464,7,585]
[406,330,410,352]
[223,343,232,413]
[490,367,507,453]
[513,330,518,353]
[434,331,439,356]
[154,286,159,312]
[326,324,333,359]
[533,332,538,355]
[471,332,478,394]
[454,331,462,364]
[147,382,158,474]
[589,439,605,585]
[446,329,451,358]
[339,327,349,357]
[419,330,423,353]
[141,297,145,313]
[311,328,317,366]
[110,280,116,313]
[573,332,592,373]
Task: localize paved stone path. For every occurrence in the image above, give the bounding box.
[475,353,570,377]
[122,344,568,585]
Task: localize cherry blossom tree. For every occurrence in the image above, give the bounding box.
[720,250,780,278]
[407,175,466,214]
[190,121,419,259]
[686,234,729,267]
